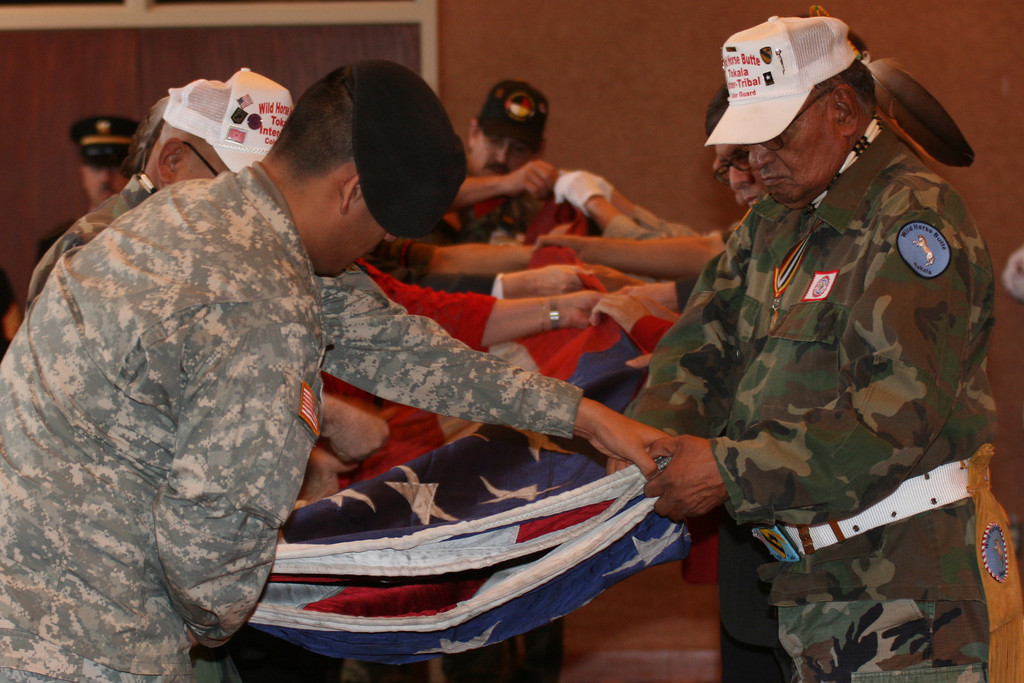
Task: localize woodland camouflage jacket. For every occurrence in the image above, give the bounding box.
[629,127,996,606]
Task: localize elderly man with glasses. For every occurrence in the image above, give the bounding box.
[28,69,289,306]
[630,15,1022,681]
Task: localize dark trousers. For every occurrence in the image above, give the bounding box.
[718,520,790,683]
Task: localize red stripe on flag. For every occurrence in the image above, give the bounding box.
[515,501,613,543]
[304,578,488,618]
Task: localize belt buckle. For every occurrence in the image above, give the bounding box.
[752,524,802,562]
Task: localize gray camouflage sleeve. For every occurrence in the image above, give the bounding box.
[319,268,581,437]
[154,306,320,644]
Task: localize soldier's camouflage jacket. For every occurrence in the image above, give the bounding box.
[629,127,996,608]
[27,173,155,306]
[0,164,580,678]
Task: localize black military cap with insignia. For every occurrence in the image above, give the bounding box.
[70,116,138,168]
[477,80,548,152]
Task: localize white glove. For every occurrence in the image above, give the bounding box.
[1003,244,1024,303]
[554,170,613,215]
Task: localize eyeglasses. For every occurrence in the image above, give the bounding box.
[713,150,751,185]
[746,87,833,152]
[182,141,221,177]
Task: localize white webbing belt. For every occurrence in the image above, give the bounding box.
[782,459,970,555]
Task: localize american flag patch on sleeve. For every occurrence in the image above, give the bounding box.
[299,381,320,436]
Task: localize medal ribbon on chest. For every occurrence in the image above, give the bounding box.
[771,220,820,324]
[770,119,883,324]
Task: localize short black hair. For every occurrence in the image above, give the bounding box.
[818,59,875,112]
[267,67,355,179]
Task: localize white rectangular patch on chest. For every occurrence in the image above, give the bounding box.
[802,270,838,302]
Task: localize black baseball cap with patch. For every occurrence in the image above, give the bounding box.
[477,80,548,151]
[70,116,138,168]
[345,60,466,239]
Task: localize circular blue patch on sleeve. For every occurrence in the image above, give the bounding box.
[981,522,1009,583]
[897,222,950,278]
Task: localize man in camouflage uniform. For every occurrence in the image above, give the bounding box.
[631,16,1019,681]
[0,61,664,681]
[425,78,555,247]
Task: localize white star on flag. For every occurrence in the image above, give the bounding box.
[604,524,684,576]
[524,430,574,462]
[324,487,376,512]
[479,476,558,503]
[387,465,458,524]
[419,622,500,654]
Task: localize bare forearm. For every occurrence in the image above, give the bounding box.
[581,191,637,234]
[427,244,532,275]
[453,160,556,209]
[572,236,724,280]
[573,398,662,479]
[583,196,623,232]
[609,188,637,216]
[451,175,514,210]
[480,297,554,347]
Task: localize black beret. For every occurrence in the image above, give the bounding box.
[70,116,138,167]
[347,60,466,239]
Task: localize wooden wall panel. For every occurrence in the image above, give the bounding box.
[134,24,421,116]
[0,23,419,306]
[1,29,141,299]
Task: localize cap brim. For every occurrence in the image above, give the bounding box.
[478,119,541,150]
[705,93,807,146]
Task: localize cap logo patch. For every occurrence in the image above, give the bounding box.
[760,46,773,64]
[764,72,775,86]
[981,522,1009,583]
[802,270,838,301]
[247,113,262,130]
[230,107,247,124]
[96,119,112,135]
[897,222,950,278]
[724,50,765,99]
[226,127,247,145]
[237,93,254,109]
[504,91,537,122]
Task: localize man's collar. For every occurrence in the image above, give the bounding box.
[813,125,899,231]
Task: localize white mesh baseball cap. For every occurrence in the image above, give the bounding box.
[163,68,292,172]
[706,16,856,146]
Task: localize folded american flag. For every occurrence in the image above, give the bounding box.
[248,298,689,662]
